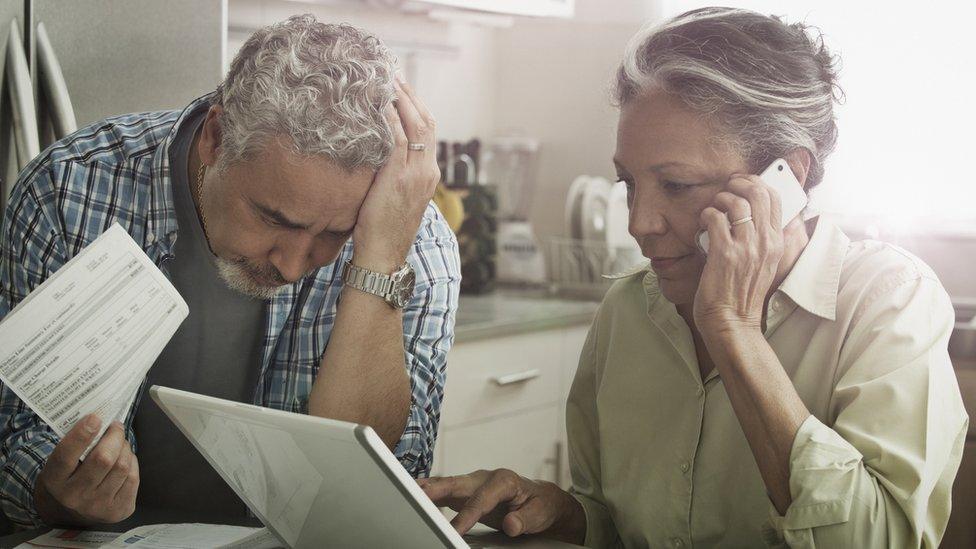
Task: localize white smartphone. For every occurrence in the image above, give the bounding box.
[696,158,808,255]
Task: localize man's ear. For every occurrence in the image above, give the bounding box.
[784,148,812,190]
[197,105,224,167]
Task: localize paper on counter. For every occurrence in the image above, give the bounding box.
[18,525,282,549]
[0,223,188,447]
[103,524,282,549]
[16,528,120,548]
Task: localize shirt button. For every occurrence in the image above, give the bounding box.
[697,386,704,397]
[672,538,685,548]
[680,461,690,473]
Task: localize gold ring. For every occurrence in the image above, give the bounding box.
[729,215,753,227]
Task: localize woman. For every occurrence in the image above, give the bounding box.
[420,7,968,548]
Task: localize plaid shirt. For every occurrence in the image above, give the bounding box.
[0,95,461,527]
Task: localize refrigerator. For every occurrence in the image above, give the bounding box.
[0,0,227,214]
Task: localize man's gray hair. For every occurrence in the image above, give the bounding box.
[614,7,843,190]
[215,14,397,171]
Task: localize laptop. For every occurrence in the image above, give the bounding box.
[150,386,583,549]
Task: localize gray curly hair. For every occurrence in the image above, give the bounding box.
[614,7,843,190]
[215,14,398,171]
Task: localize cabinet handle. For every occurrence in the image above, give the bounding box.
[544,441,564,487]
[492,369,541,386]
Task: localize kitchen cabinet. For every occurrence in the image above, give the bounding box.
[433,300,592,490]
[407,0,574,18]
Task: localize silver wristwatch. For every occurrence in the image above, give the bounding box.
[340,260,416,309]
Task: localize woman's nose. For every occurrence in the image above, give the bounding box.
[628,191,668,239]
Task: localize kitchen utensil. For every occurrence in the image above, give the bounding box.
[564,175,590,240]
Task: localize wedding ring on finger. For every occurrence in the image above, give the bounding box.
[729,215,754,227]
[408,143,426,152]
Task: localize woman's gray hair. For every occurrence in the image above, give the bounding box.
[215,14,397,171]
[614,7,843,190]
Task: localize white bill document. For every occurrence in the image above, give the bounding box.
[16,525,282,549]
[0,223,187,445]
[103,524,282,549]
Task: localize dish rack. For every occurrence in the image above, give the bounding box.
[546,237,647,300]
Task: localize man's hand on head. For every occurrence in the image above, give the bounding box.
[351,79,440,273]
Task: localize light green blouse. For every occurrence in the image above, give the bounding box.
[567,217,968,548]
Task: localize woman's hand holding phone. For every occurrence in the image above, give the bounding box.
[692,159,806,335]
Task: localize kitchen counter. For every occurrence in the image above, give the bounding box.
[455,289,600,343]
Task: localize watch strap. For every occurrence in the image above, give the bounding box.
[341,261,394,298]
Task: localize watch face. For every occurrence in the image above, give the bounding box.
[390,264,416,308]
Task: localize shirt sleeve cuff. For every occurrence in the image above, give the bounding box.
[0,434,58,528]
[570,490,618,548]
[762,415,863,540]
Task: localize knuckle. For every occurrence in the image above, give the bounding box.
[495,469,520,491]
[464,492,487,512]
[90,451,114,470]
[112,457,130,475]
[731,196,750,210]
[703,208,722,223]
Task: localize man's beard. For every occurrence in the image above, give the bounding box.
[214,256,290,300]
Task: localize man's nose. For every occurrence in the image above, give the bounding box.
[270,233,316,284]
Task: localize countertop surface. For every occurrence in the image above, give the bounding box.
[455,289,601,343]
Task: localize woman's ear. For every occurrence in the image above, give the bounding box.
[197,105,224,167]
[784,149,812,190]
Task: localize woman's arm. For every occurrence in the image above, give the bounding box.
[699,326,809,515]
[694,175,967,547]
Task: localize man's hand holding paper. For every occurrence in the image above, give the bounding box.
[0,223,187,524]
[34,416,139,524]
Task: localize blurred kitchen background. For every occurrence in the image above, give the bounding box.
[1,0,974,545]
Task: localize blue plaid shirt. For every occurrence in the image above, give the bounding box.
[0,95,461,527]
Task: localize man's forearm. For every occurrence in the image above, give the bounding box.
[308,281,411,449]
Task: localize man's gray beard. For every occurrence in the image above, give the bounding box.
[214,257,285,300]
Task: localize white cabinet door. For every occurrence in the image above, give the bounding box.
[558,324,590,489]
[442,329,565,428]
[435,406,562,484]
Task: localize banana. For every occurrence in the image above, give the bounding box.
[433,184,465,233]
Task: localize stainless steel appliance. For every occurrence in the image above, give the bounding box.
[1,0,226,213]
[481,137,547,285]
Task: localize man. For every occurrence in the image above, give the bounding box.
[0,15,460,527]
